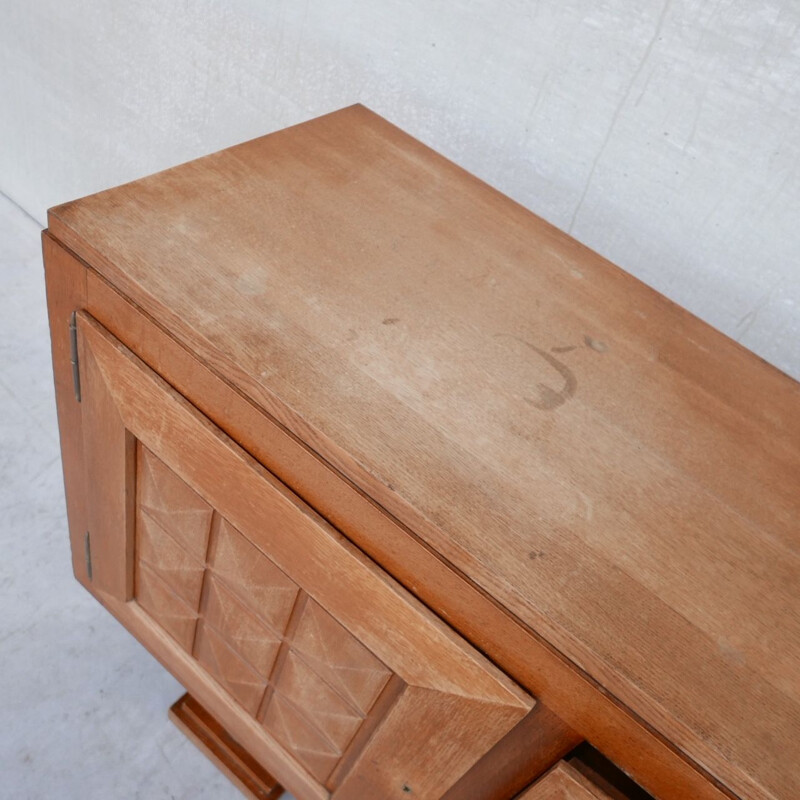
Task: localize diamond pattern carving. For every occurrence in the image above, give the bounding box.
[137,513,205,608]
[291,600,392,714]
[272,651,364,751]
[134,449,396,786]
[136,561,198,651]
[138,446,212,560]
[262,691,342,783]
[203,574,283,676]
[209,518,299,635]
[194,621,268,716]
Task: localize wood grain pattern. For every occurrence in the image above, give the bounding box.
[76,311,535,799]
[80,243,732,800]
[49,105,800,800]
[169,693,285,800]
[518,761,613,799]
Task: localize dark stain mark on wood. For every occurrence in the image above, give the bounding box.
[528,550,546,560]
[496,334,578,411]
[383,317,401,325]
[551,345,578,354]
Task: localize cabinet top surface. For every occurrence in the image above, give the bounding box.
[49,105,800,800]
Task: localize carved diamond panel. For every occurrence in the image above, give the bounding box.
[203,574,283,676]
[194,621,268,716]
[136,561,198,651]
[262,691,343,783]
[138,447,212,560]
[138,513,205,608]
[209,518,299,635]
[272,650,364,751]
[134,449,397,787]
[290,599,392,714]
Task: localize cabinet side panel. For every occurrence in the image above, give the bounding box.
[42,232,88,585]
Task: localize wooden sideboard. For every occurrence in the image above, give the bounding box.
[43,105,799,800]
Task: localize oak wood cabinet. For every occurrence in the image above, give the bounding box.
[44,105,799,800]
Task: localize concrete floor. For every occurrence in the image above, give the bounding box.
[0,192,295,799]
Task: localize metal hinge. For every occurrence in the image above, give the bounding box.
[69,311,81,402]
[84,531,93,581]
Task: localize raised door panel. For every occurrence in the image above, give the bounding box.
[76,311,533,800]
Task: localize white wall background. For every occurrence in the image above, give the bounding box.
[1,0,798,378]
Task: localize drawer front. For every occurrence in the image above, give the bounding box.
[76,311,532,800]
[517,762,612,800]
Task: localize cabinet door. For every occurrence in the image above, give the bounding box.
[76,312,532,800]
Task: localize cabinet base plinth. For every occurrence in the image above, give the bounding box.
[169,693,284,800]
